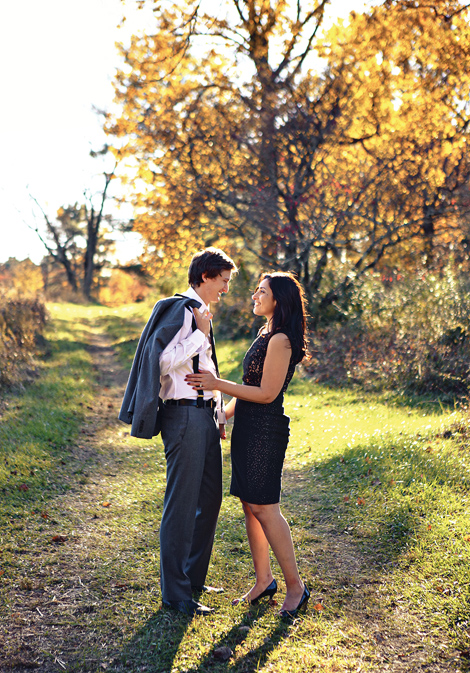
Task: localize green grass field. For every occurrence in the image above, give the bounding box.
[0,302,469,672]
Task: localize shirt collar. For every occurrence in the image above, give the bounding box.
[182,286,209,313]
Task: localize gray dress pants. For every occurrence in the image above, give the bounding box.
[159,404,222,602]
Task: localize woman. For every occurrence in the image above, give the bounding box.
[186,272,310,619]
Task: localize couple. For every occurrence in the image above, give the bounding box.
[119,248,310,619]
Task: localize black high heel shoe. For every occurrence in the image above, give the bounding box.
[232,578,277,606]
[279,583,310,620]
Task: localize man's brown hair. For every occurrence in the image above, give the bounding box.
[188,247,237,287]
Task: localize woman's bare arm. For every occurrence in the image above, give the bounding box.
[185,333,292,404]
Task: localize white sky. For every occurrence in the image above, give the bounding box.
[0,0,367,266]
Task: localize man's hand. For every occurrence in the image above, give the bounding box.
[194,308,212,337]
[219,424,226,440]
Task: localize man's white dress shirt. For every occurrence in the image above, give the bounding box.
[159,287,225,423]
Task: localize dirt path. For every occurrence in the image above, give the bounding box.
[2,327,467,672]
[2,329,132,672]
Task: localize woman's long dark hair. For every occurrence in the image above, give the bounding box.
[258,272,308,364]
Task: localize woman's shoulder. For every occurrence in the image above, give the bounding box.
[268,331,292,348]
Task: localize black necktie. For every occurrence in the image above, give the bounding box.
[209,323,220,377]
[191,315,223,415]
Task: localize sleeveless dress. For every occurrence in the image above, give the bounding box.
[230,332,296,505]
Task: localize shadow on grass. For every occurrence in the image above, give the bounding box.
[109,603,292,673]
[277,435,470,665]
[286,434,469,566]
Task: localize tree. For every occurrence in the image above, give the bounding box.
[30,169,117,299]
[108,0,470,315]
[82,170,114,298]
[335,0,470,269]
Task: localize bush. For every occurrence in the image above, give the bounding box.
[0,298,47,389]
[306,269,470,400]
[98,269,151,306]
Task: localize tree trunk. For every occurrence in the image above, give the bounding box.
[82,172,113,299]
[83,209,98,300]
[422,205,435,268]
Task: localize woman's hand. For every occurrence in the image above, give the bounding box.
[224,397,236,420]
[185,369,220,391]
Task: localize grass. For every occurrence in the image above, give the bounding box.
[0,301,469,672]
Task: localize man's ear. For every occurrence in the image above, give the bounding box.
[201,273,208,283]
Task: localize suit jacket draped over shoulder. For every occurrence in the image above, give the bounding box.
[118,295,202,439]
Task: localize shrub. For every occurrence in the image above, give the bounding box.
[98,269,151,306]
[306,269,470,400]
[0,298,47,389]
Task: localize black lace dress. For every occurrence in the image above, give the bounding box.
[230,332,296,505]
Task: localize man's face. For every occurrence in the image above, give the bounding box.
[202,271,232,304]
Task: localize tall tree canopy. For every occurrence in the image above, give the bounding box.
[108,0,470,311]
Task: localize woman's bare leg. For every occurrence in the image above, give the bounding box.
[246,502,305,612]
[233,500,275,603]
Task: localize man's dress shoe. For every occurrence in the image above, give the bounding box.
[192,584,224,594]
[162,599,214,616]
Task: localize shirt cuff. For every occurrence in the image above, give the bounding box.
[216,392,226,424]
[187,328,209,352]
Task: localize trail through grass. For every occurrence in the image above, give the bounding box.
[0,302,469,672]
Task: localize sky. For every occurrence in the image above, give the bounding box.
[0,0,367,266]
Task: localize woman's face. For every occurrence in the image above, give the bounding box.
[252,278,276,320]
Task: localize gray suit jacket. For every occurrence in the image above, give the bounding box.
[118,294,201,439]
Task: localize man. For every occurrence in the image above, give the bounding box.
[119,248,237,616]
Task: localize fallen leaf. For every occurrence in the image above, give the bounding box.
[101,502,111,507]
[41,512,49,519]
[114,582,128,589]
[343,495,350,502]
[51,535,67,544]
[390,479,396,486]
[17,484,29,492]
[357,497,366,505]
[428,524,432,530]
[313,603,324,611]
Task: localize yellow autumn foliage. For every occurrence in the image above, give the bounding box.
[107,0,470,291]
